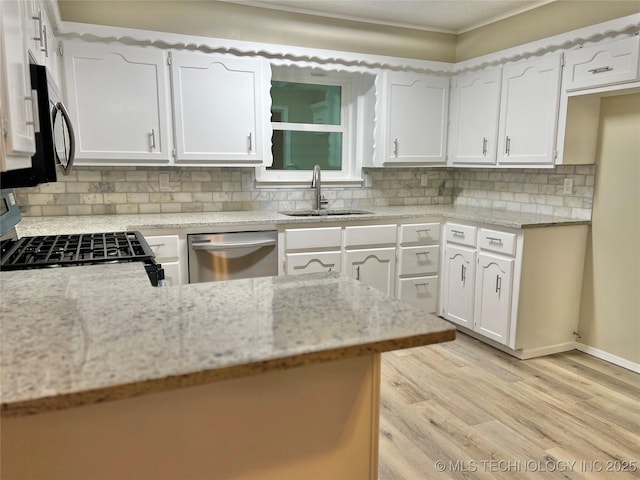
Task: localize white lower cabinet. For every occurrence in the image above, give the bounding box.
[284,227,342,276]
[441,244,476,329]
[285,251,341,275]
[397,277,438,315]
[475,252,513,344]
[396,222,440,313]
[144,234,184,286]
[346,248,395,296]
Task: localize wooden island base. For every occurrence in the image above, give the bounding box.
[2,354,381,480]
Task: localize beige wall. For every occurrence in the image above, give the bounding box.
[578,94,640,364]
[456,1,640,61]
[57,0,457,62]
[58,1,640,63]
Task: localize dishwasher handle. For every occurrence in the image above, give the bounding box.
[191,238,276,251]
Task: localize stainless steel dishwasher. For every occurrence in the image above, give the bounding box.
[187,231,278,283]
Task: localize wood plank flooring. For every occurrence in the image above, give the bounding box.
[379,332,640,479]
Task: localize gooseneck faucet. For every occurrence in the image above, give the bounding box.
[311,164,329,211]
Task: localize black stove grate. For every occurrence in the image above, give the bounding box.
[0,231,155,270]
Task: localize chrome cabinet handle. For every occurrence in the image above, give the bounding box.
[41,24,48,57]
[416,228,431,233]
[356,265,360,280]
[451,229,464,236]
[486,236,503,244]
[496,275,502,294]
[505,136,511,155]
[482,137,487,156]
[415,251,430,258]
[149,129,156,151]
[248,132,253,152]
[414,282,430,288]
[461,264,466,282]
[25,90,39,132]
[393,138,398,157]
[588,66,612,74]
[32,11,44,46]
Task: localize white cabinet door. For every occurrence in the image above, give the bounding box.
[0,0,36,169]
[475,253,513,345]
[441,245,476,329]
[346,248,396,296]
[449,68,501,165]
[384,72,448,165]
[564,36,640,91]
[62,41,171,163]
[286,251,342,275]
[171,52,267,164]
[497,55,562,166]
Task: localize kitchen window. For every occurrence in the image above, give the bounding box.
[256,66,373,185]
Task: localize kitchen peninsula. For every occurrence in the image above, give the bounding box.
[0,263,455,480]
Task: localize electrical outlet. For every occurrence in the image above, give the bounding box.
[563,178,574,195]
[159,173,170,191]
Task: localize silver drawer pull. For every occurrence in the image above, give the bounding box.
[496,275,502,294]
[451,229,465,236]
[486,236,503,244]
[393,138,399,157]
[588,66,613,74]
[414,282,430,288]
[415,251,431,257]
[416,228,431,234]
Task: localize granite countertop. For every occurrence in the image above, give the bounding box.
[15,205,589,237]
[0,266,455,417]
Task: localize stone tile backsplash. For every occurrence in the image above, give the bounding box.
[15,164,594,220]
[452,164,596,220]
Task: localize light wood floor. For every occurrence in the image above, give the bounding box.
[379,332,640,479]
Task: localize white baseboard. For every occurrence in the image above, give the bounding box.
[576,343,640,373]
[518,342,577,360]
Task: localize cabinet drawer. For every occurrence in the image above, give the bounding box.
[399,245,439,276]
[285,227,342,250]
[145,235,179,259]
[398,276,438,313]
[565,36,640,91]
[344,224,396,248]
[445,223,477,247]
[478,229,516,256]
[399,223,440,245]
[285,252,341,275]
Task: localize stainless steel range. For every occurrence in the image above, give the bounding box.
[0,231,165,286]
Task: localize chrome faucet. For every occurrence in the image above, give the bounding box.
[311,164,329,210]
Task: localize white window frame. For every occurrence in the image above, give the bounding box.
[256,66,364,186]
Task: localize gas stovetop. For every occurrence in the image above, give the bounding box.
[0,231,155,270]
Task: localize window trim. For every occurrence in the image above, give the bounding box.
[256,67,364,186]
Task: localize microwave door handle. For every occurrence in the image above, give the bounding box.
[53,102,75,175]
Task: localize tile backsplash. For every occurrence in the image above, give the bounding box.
[14,164,594,220]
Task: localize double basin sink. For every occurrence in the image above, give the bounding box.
[280,209,373,217]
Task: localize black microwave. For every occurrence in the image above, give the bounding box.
[0,64,75,189]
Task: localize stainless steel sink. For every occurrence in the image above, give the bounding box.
[280,209,374,217]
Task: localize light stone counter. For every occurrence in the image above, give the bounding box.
[15,205,589,237]
[0,265,455,417]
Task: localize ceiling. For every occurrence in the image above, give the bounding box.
[220,0,554,34]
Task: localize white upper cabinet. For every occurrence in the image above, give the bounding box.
[62,41,172,163]
[496,55,562,166]
[0,0,36,170]
[564,35,640,92]
[378,71,449,166]
[449,68,502,166]
[170,52,269,164]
